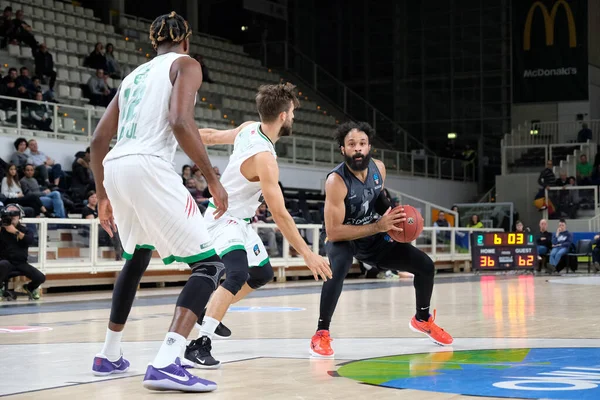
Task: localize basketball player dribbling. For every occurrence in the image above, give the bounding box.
[181,83,332,368]
[310,121,453,358]
[89,12,230,392]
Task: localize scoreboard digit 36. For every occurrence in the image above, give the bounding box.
[471,232,537,271]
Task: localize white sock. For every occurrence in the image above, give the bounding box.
[199,317,220,340]
[100,328,123,362]
[152,332,187,368]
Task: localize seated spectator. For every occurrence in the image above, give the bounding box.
[1,67,17,86]
[82,190,122,260]
[34,43,56,91]
[514,220,529,233]
[537,160,556,189]
[29,92,52,131]
[536,218,552,258]
[577,123,593,143]
[467,214,483,228]
[592,233,600,273]
[253,202,281,257]
[27,139,63,187]
[576,154,592,185]
[87,69,116,107]
[181,164,192,185]
[16,66,33,92]
[104,43,122,79]
[20,164,65,218]
[71,147,94,202]
[185,178,208,211]
[0,204,46,300]
[0,67,18,109]
[84,42,108,71]
[9,10,37,52]
[433,211,450,243]
[0,6,14,49]
[193,54,215,83]
[10,137,28,170]
[548,218,572,273]
[15,83,31,102]
[1,163,48,217]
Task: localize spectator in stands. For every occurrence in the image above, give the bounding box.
[27,139,63,187]
[82,190,122,261]
[577,123,593,143]
[16,67,33,91]
[29,92,52,131]
[20,164,65,218]
[514,220,529,233]
[84,42,108,71]
[548,218,572,273]
[0,6,14,49]
[71,147,94,202]
[556,170,568,187]
[538,160,556,189]
[87,69,116,107]
[193,54,214,83]
[467,214,483,228]
[10,137,28,169]
[181,164,192,184]
[451,205,460,226]
[0,204,45,300]
[15,83,31,102]
[576,154,592,185]
[9,10,38,52]
[34,43,56,91]
[1,163,49,217]
[253,202,281,257]
[592,232,600,273]
[536,218,552,258]
[433,211,450,243]
[185,178,208,213]
[29,76,41,96]
[104,43,121,79]
[0,78,17,109]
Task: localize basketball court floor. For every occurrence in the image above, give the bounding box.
[1,273,600,399]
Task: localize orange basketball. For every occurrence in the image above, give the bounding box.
[387,205,424,243]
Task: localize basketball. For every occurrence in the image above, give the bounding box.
[387,205,424,243]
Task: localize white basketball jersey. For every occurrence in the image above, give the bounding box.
[103,52,191,166]
[213,122,277,220]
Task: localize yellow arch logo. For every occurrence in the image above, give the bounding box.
[523,0,577,51]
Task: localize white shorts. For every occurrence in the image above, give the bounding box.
[104,155,215,264]
[204,205,269,268]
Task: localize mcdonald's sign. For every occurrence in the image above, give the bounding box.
[512,0,588,103]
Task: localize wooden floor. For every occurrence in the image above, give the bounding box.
[1,273,600,399]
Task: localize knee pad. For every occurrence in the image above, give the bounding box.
[189,254,225,290]
[247,262,274,289]
[221,250,250,295]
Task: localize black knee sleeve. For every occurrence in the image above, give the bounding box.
[221,250,249,295]
[247,262,274,289]
[176,254,225,317]
[189,254,225,290]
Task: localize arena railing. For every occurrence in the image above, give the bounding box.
[501,142,595,176]
[543,185,599,222]
[505,120,600,146]
[19,218,501,287]
[0,96,474,182]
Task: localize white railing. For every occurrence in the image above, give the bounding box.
[501,142,596,176]
[501,144,548,175]
[588,214,600,233]
[387,188,459,227]
[505,120,600,146]
[16,218,501,286]
[0,95,475,182]
[544,185,599,222]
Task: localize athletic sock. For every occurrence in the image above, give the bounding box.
[100,328,123,362]
[317,317,330,331]
[152,332,187,368]
[199,317,220,340]
[416,306,430,322]
[194,308,207,335]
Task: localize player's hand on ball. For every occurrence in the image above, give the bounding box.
[209,181,229,219]
[304,251,332,281]
[376,207,406,233]
[98,198,117,237]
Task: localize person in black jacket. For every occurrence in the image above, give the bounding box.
[71,147,94,202]
[536,219,552,257]
[0,204,45,299]
[34,43,56,91]
[538,160,556,189]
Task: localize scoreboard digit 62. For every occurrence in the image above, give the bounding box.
[471,233,537,271]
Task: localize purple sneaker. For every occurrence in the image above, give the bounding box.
[142,357,217,392]
[92,354,130,376]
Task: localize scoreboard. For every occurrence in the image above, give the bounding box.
[471,233,537,271]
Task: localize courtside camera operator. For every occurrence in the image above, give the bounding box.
[0,204,46,300]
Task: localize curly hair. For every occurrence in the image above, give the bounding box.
[149,11,192,50]
[255,83,300,123]
[333,121,375,148]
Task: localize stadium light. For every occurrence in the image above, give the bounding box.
[448,133,457,139]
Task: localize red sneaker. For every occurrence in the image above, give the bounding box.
[409,309,453,346]
[310,330,334,358]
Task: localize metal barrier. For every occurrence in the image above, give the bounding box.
[20,218,501,285]
[544,185,599,221]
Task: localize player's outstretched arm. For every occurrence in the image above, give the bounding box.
[198,121,256,146]
[169,56,228,217]
[255,152,332,281]
[90,89,120,235]
[324,173,403,242]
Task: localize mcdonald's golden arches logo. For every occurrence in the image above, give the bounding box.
[523,0,577,51]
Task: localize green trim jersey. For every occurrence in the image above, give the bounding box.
[104,52,191,166]
[212,122,277,220]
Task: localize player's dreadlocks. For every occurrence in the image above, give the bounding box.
[149,11,192,50]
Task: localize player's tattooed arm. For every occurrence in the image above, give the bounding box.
[198,121,255,145]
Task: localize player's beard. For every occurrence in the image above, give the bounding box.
[278,120,293,138]
[345,152,371,171]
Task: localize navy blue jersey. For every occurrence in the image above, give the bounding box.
[328,159,383,226]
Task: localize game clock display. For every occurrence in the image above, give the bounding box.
[471,233,537,271]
